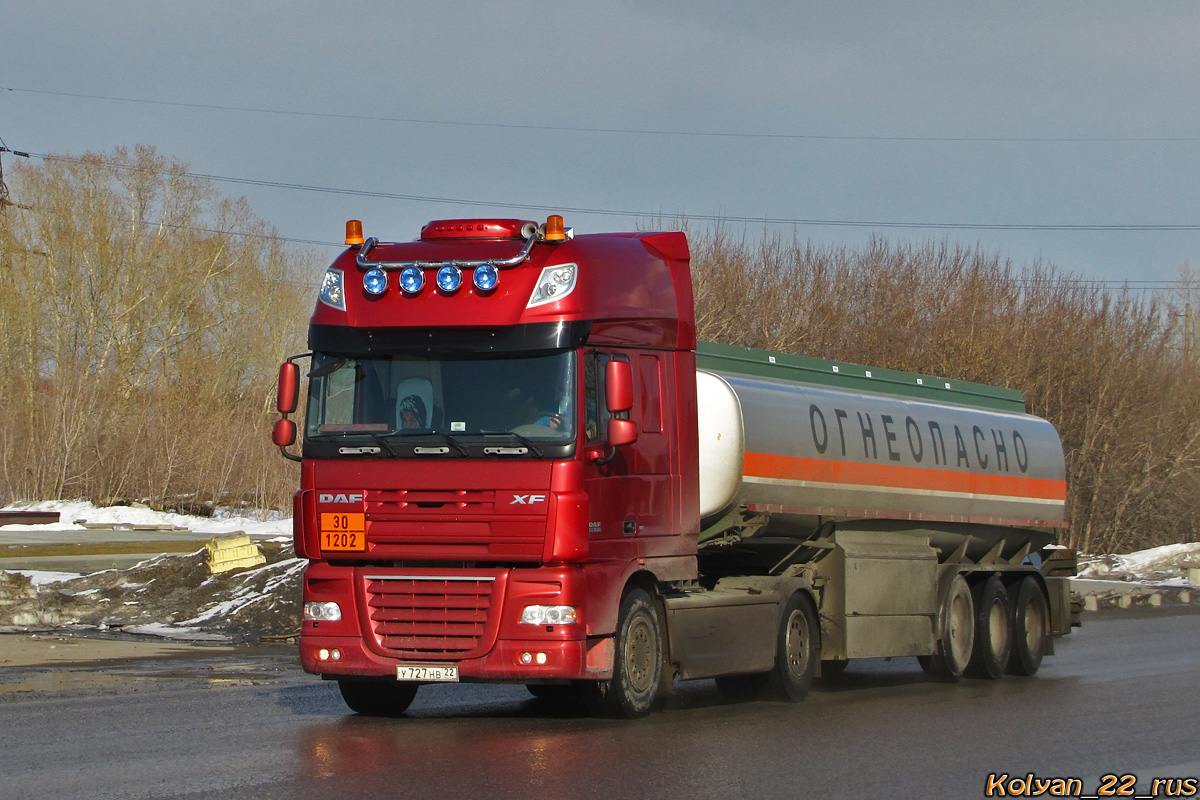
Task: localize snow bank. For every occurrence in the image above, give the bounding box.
[1,499,291,539]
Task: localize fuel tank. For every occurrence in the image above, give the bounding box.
[695,344,1067,554]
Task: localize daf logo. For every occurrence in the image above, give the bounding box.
[511,494,547,505]
[319,493,364,504]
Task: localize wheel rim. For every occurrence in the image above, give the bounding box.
[624,615,654,694]
[948,591,972,667]
[988,599,1009,659]
[1023,596,1045,654]
[786,610,809,675]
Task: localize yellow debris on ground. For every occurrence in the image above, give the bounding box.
[204,533,266,574]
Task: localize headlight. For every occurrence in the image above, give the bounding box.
[318,268,346,310]
[437,265,463,293]
[473,263,499,292]
[521,605,578,625]
[526,263,577,308]
[303,601,342,622]
[363,267,388,296]
[399,266,425,295]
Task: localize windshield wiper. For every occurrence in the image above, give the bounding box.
[305,429,398,457]
[478,430,544,458]
[388,429,470,457]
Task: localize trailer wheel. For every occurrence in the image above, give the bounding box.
[965,575,1013,680]
[1006,576,1048,676]
[770,593,819,702]
[919,574,974,682]
[594,587,662,718]
[337,678,419,716]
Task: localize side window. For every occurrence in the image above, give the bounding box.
[324,360,358,425]
[585,352,609,444]
[584,351,632,444]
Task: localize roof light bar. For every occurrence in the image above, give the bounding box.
[352,214,571,274]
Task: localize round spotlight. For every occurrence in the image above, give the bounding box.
[437,265,463,293]
[363,267,388,295]
[473,263,499,292]
[399,266,425,295]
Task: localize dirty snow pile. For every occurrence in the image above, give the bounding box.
[1077,542,1200,584]
[0,502,301,643]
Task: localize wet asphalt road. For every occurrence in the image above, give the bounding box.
[3,608,1199,800]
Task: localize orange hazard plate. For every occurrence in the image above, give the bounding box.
[320,513,366,551]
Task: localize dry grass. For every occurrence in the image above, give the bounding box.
[0,147,310,514]
[691,226,1200,553]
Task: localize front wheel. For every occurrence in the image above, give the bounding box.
[593,587,662,718]
[770,593,819,702]
[337,678,419,716]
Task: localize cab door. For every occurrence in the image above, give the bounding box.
[582,350,639,559]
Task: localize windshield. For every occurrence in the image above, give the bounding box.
[304,350,576,454]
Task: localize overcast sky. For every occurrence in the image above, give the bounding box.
[3,1,1199,288]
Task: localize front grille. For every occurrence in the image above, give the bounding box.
[365,575,497,658]
[367,489,496,515]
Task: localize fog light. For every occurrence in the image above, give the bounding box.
[520,652,533,665]
[437,264,463,292]
[363,267,388,295]
[399,265,424,294]
[473,263,499,292]
[331,648,342,661]
[318,648,331,661]
[535,652,548,665]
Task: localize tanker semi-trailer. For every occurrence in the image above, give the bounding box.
[272,215,1076,718]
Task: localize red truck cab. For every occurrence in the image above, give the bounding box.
[276,216,701,715]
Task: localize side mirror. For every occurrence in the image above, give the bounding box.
[277,361,300,414]
[605,358,633,413]
[608,418,637,448]
[272,418,297,448]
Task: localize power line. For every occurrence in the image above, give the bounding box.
[9,150,1200,290]
[5,85,1199,144]
[23,151,1200,235]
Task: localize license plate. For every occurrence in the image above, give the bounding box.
[320,513,366,551]
[396,664,459,682]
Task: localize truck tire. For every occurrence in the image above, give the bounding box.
[965,575,1013,680]
[337,678,419,716]
[919,573,974,682]
[594,587,662,718]
[770,592,819,702]
[1006,575,1048,676]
